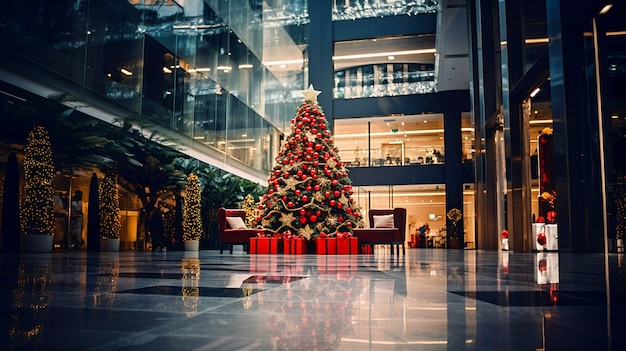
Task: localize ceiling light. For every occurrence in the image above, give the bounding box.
[599,3,613,14]
[162,66,172,74]
[530,87,541,98]
[524,38,549,44]
[120,68,133,76]
[188,68,211,73]
[388,55,395,60]
[238,64,253,69]
[606,31,626,36]
[332,48,436,61]
[217,66,231,71]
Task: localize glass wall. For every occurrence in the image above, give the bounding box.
[0,0,307,179]
[352,184,475,248]
[333,35,437,99]
[334,114,446,167]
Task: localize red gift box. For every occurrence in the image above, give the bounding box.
[336,234,358,255]
[250,235,282,254]
[283,235,307,254]
[315,237,337,255]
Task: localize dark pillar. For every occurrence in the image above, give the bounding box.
[468,0,501,250]
[308,2,334,122]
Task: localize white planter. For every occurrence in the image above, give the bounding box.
[184,240,200,251]
[21,235,53,253]
[100,238,120,252]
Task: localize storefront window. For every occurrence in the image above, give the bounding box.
[334,114,445,167]
[334,35,437,99]
[352,184,476,249]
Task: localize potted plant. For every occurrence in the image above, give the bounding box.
[99,172,121,251]
[447,208,462,249]
[20,126,56,252]
[183,173,202,251]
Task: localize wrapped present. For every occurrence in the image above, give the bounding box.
[250,233,282,254]
[283,232,307,254]
[336,233,358,255]
[315,235,337,255]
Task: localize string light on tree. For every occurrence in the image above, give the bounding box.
[99,172,121,239]
[182,173,203,241]
[242,193,256,228]
[21,125,55,236]
[256,85,364,239]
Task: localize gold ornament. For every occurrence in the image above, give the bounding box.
[298,225,314,240]
[301,84,321,103]
[280,213,296,227]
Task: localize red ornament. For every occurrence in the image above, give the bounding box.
[300,209,306,215]
[314,184,320,191]
[287,201,294,208]
[295,189,301,196]
[333,190,340,198]
[330,200,336,207]
[537,232,547,246]
[299,217,307,224]
[302,195,309,202]
[309,215,317,222]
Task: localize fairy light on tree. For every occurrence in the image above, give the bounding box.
[182,173,202,241]
[20,126,55,236]
[242,194,256,228]
[99,172,121,239]
[256,85,364,239]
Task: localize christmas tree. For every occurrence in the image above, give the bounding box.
[99,172,121,239]
[182,173,202,241]
[21,126,55,236]
[256,85,363,240]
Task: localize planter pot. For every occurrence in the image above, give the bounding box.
[449,238,461,249]
[100,238,120,252]
[21,235,53,253]
[184,240,200,251]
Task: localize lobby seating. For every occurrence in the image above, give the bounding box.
[217,208,260,254]
[353,208,407,256]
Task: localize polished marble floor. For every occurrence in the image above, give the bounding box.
[0,247,624,351]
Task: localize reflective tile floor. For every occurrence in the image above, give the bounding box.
[0,248,624,351]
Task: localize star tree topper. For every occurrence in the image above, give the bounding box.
[301,84,321,103]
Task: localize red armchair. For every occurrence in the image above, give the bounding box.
[352,208,407,255]
[217,208,260,254]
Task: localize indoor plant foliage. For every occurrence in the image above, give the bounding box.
[183,173,202,241]
[20,126,55,236]
[99,172,121,239]
[447,208,462,239]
